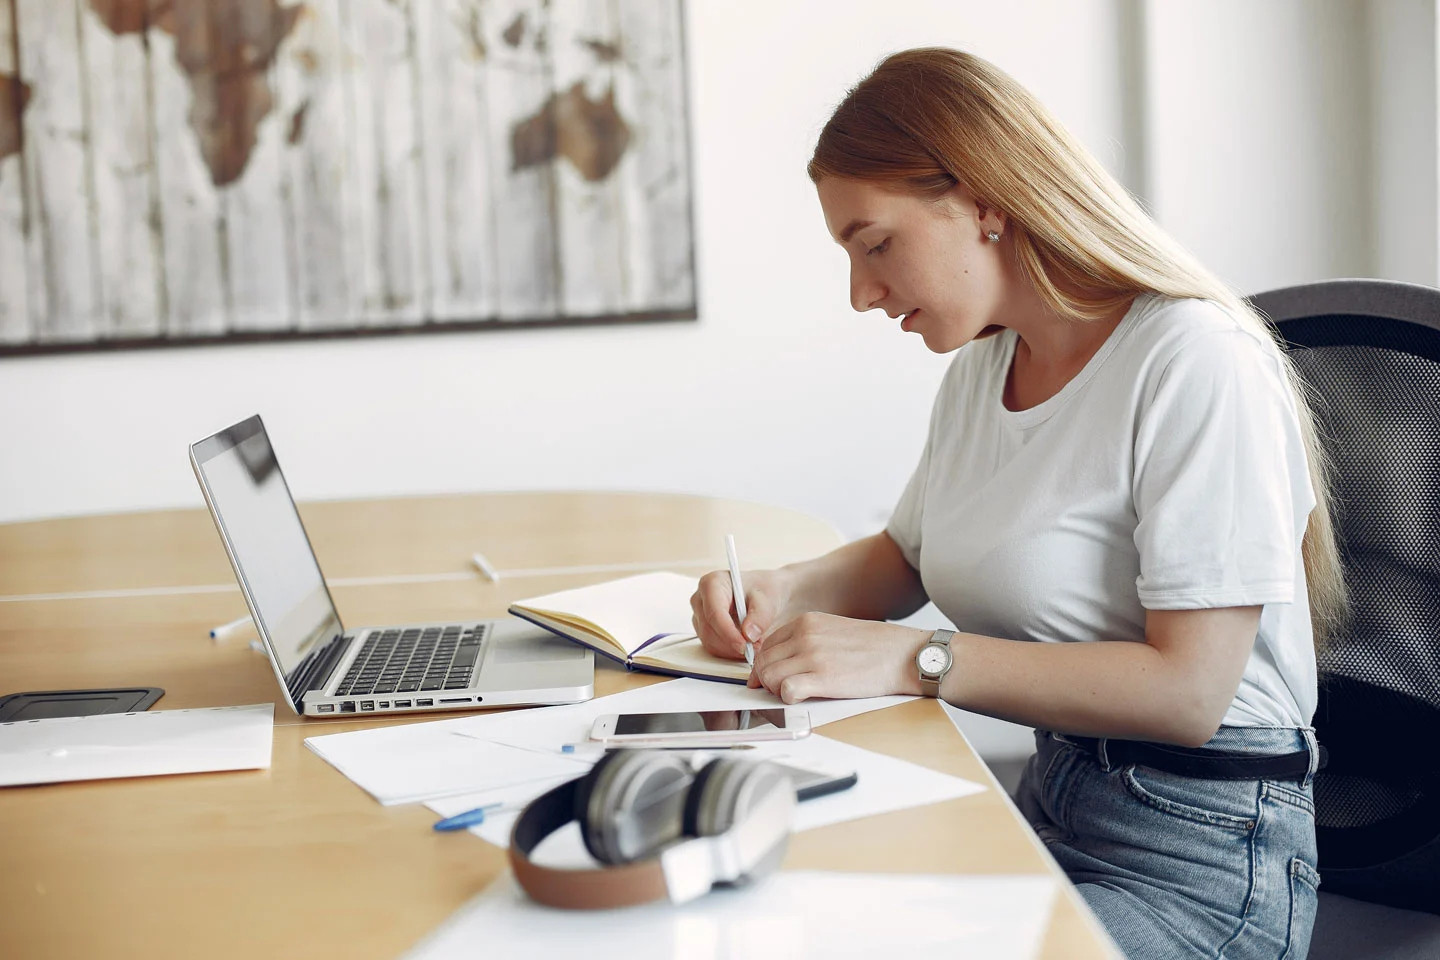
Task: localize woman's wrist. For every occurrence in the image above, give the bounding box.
[895,626,935,697]
[773,561,813,619]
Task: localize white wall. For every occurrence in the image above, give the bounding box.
[1140,0,1440,293]
[1371,0,1440,285]
[1143,0,1374,292]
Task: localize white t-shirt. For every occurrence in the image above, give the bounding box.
[887,295,1318,728]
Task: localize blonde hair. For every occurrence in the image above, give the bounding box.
[809,48,1346,650]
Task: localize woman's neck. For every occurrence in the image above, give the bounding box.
[1001,294,1135,412]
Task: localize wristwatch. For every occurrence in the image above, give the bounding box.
[916,628,955,698]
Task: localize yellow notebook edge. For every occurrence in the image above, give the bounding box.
[507,607,629,665]
[509,609,749,684]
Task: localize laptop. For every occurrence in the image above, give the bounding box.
[189,414,594,718]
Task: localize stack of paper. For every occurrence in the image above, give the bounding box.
[303,724,593,805]
[427,730,984,850]
[303,678,912,802]
[303,679,916,804]
[404,871,1057,960]
[304,678,982,849]
[0,703,275,786]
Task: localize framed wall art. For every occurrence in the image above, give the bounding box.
[0,0,695,354]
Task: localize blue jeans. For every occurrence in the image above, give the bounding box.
[1014,727,1322,960]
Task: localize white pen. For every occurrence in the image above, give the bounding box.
[724,534,755,667]
[471,552,500,582]
[209,614,252,641]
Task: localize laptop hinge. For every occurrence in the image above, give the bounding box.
[287,633,353,709]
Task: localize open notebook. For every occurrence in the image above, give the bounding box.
[507,572,749,684]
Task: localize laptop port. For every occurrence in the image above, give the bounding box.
[340,701,357,713]
[393,700,412,708]
[439,697,471,704]
[317,704,335,713]
[360,701,375,711]
[415,699,433,707]
[378,702,390,709]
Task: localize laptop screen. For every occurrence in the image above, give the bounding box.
[190,416,343,700]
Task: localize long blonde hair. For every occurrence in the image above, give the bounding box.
[809,48,1346,650]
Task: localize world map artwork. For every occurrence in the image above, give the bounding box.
[0,0,694,351]
[86,0,305,187]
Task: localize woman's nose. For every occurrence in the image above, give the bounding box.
[849,266,885,313]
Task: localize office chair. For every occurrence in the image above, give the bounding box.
[1253,278,1440,960]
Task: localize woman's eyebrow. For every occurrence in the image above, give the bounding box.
[837,219,875,244]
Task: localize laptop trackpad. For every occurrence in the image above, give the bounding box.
[489,621,588,663]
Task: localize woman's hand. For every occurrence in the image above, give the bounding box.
[691,567,796,660]
[749,612,931,702]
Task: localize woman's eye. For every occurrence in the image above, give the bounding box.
[866,239,890,256]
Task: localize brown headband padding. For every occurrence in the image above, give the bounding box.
[509,776,673,909]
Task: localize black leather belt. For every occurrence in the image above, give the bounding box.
[1066,736,1327,782]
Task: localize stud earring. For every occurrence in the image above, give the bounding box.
[987,231,1002,242]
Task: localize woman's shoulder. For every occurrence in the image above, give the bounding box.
[1128,294,1247,343]
[1125,295,1280,371]
[1123,295,1293,401]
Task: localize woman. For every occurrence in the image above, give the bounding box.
[690,48,1342,960]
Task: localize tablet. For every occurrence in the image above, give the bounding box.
[0,687,165,723]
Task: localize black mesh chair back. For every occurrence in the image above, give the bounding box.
[1252,278,1440,915]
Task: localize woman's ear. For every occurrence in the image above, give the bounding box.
[974,200,1007,239]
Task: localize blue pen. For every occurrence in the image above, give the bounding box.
[432,801,505,832]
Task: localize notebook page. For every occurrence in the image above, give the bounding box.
[632,633,750,681]
[509,571,699,657]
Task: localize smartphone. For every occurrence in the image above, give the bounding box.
[589,708,812,746]
[770,760,859,801]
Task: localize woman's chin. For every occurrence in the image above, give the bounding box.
[920,332,957,354]
[917,326,967,354]
[916,318,1001,354]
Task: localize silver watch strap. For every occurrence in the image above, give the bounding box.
[920,629,955,698]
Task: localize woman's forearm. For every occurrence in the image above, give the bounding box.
[940,632,1229,748]
[780,531,928,622]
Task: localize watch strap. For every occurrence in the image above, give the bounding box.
[919,629,955,698]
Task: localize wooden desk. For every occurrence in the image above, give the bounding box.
[0,492,1117,959]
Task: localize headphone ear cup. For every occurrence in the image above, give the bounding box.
[572,751,627,863]
[687,757,794,886]
[688,756,757,837]
[577,750,694,865]
[681,757,727,837]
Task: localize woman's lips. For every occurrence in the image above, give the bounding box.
[900,309,920,332]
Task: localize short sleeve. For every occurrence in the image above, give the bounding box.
[1132,329,1316,609]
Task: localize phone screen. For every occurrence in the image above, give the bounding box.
[613,709,790,736]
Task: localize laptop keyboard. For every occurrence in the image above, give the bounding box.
[334,624,488,696]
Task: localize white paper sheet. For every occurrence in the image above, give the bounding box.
[426,733,985,849]
[304,726,594,805]
[0,703,274,786]
[304,679,914,807]
[403,871,1057,960]
[442,677,916,752]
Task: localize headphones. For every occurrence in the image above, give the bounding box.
[508,749,796,909]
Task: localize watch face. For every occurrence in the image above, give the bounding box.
[918,643,950,674]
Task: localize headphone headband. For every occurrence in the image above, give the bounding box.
[508,758,795,909]
[509,777,671,909]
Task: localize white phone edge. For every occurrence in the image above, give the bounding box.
[588,707,812,745]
